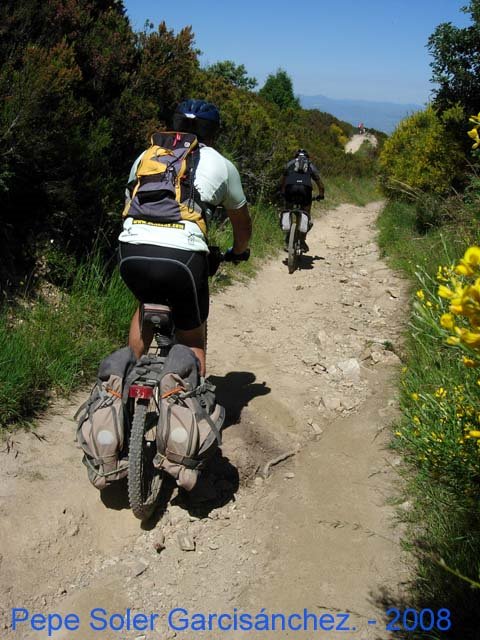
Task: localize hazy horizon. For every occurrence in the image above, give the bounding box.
[124,0,471,105]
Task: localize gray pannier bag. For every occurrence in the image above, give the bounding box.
[75,347,136,490]
[280,210,310,233]
[154,344,225,491]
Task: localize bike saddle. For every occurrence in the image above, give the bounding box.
[141,303,173,332]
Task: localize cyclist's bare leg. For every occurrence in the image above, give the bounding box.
[176,323,206,376]
[128,307,153,359]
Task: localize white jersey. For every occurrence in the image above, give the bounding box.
[118,145,247,252]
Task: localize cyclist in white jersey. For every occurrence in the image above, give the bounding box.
[119,100,252,375]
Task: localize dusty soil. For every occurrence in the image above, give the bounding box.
[0,201,410,640]
[345,134,378,154]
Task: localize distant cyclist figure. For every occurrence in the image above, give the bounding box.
[280,149,324,252]
[358,122,365,135]
[119,99,252,376]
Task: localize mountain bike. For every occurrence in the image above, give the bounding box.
[126,248,250,521]
[286,208,309,274]
[283,195,323,274]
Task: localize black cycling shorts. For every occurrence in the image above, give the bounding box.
[118,243,209,330]
[285,183,312,207]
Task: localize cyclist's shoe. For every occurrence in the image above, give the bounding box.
[300,239,309,252]
[224,247,250,263]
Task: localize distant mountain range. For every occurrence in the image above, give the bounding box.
[299,94,424,134]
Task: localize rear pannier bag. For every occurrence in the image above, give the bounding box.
[75,347,136,490]
[280,210,310,234]
[154,344,225,491]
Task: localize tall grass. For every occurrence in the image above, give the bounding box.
[322,176,381,208]
[377,199,479,279]
[0,258,136,429]
[378,198,480,639]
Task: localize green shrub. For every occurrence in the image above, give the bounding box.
[379,106,466,197]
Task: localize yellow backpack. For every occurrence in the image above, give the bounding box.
[123,131,207,235]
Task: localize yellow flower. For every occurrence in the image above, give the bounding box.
[440,313,455,329]
[468,430,480,438]
[450,302,464,314]
[469,112,480,125]
[462,356,478,367]
[458,328,480,347]
[435,387,447,399]
[446,336,460,345]
[467,127,480,142]
[439,285,454,299]
[456,263,473,276]
[411,392,419,401]
[413,415,421,425]
[458,251,480,277]
[416,289,425,300]
[436,265,452,282]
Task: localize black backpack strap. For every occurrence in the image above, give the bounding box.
[181,145,216,225]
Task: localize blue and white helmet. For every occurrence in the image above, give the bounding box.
[173,99,220,141]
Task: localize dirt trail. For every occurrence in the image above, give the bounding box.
[1,201,410,640]
[345,134,378,154]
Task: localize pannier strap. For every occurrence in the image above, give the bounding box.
[106,387,122,399]
[166,451,205,469]
[82,455,128,478]
[180,381,216,398]
[73,383,97,419]
[201,407,222,445]
[161,386,184,399]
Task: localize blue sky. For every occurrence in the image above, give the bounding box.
[123,0,472,105]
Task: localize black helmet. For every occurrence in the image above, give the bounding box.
[295,148,309,158]
[172,99,220,142]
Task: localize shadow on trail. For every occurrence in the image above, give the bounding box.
[281,254,325,271]
[173,451,240,518]
[208,371,271,428]
[141,452,240,528]
[100,477,129,510]
[369,578,478,640]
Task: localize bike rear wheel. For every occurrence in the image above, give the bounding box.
[288,222,299,274]
[128,398,163,521]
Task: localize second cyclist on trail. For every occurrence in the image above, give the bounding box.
[280,149,324,252]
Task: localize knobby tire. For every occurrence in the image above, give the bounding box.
[128,400,163,521]
[288,221,298,274]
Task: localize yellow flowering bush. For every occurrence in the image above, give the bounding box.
[436,246,480,357]
[378,105,466,197]
[468,112,480,152]
[392,113,480,492]
[399,252,480,487]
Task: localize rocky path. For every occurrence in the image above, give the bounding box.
[0,201,409,640]
[345,133,378,154]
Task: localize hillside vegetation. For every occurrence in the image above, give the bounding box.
[378,1,480,635]
[0,0,381,430]
[0,0,378,299]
